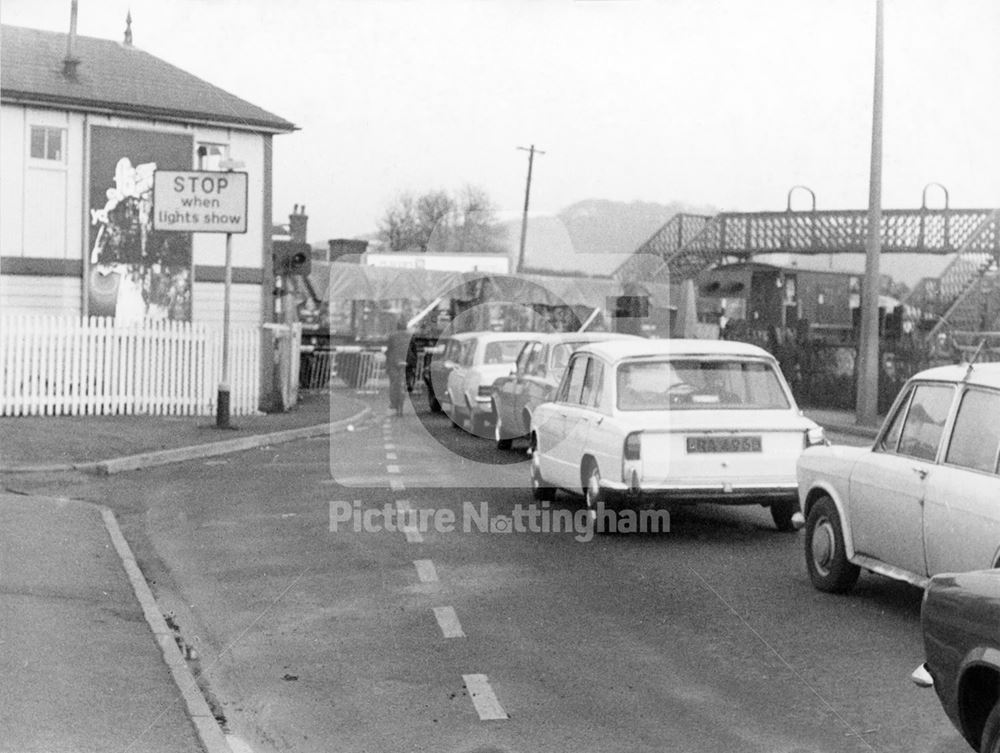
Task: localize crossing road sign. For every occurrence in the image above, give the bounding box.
[153,170,248,234]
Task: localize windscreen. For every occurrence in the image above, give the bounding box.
[616,358,791,411]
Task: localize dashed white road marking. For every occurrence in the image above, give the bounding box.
[384,443,395,451]
[386,464,401,474]
[395,500,423,542]
[463,674,508,720]
[389,478,405,491]
[386,452,398,461]
[414,559,438,582]
[433,606,465,638]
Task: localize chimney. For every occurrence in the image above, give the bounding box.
[63,0,81,78]
[289,205,308,243]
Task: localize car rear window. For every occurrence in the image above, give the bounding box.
[484,340,528,364]
[616,358,791,410]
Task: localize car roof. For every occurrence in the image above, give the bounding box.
[573,337,776,362]
[911,362,1000,390]
[533,331,642,345]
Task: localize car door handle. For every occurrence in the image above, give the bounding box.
[912,467,928,480]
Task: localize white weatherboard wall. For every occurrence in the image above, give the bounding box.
[192,282,262,329]
[0,276,81,317]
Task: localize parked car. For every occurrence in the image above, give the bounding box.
[423,333,469,413]
[491,331,641,450]
[528,338,824,531]
[911,569,1000,752]
[443,332,534,436]
[797,362,1000,593]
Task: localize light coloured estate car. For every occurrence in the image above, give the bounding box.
[529,339,826,531]
[491,331,640,450]
[798,362,1000,593]
[443,331,533,437]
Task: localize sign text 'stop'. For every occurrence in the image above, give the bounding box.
[152,170,248,234]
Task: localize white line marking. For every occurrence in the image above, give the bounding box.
[386,464,401,474]
[389,479,405,491]
[414,559,438,582]
[463,674,508,720]
[384,443,395,451]
[402,525,424,543]
[433,606,465,638]
[395,501,423,542]
[385,452,398,461]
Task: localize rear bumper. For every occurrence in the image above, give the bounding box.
[603,479,799,506]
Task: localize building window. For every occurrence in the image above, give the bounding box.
[30,126,65,162]
[197,142,228,171]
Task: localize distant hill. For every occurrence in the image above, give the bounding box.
[497,198,718,276]
[557,199,717,256]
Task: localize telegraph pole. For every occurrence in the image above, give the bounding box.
[516,144,544,273]
[856,0,884,426]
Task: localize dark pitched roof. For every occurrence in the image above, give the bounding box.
[1,25,296,134]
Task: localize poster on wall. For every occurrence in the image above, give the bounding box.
[87,126,193,321]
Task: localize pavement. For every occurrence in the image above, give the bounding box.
[0,386,875,753]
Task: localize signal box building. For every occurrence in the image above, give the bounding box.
[0,22,296,325]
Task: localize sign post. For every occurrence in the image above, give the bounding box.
[153,166,247,427]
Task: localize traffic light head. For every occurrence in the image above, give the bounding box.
[272,240,312,276]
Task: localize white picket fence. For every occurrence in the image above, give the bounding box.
[0,316,265,417]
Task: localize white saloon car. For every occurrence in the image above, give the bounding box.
[529,339,825,531]
[491,331,641,450]
[798,362,1000,593]
[443,331,533,437]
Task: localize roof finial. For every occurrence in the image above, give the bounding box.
[124,9,133,46]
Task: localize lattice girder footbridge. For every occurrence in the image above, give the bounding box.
[614,207,1000,337]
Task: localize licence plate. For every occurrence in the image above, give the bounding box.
[686,435,762,453]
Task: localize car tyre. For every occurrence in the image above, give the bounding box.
[804,496,860,593]
[427,386,442,413]
[584,462,617,535]
[530,436,556,502]
[981,701,1000,753]
[494,403,512,450]
[770,499,798,532]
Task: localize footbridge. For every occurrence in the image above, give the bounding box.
[614,203,1000,338]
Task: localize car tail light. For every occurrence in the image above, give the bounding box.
[624,432,641,460]
[622,432,642,487]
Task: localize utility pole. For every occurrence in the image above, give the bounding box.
[856,0,884,426]
[516,144,544,273]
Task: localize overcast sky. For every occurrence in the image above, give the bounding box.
[3,0,998,243]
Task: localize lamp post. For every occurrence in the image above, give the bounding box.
[855,0,885,426]
[216,157,245,429]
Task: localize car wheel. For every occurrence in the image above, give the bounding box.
[529,436,555,502]
[770,499,798,532]
[427,385,441,413]
[981,701,1000,753]
[584,462,615,535]
[494,403,512,450]
[804,496,860,593]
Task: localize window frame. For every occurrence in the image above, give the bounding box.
[943,385,1000,476]
[28,125,67,166]
[894,382,956,463]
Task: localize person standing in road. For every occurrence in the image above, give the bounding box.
[385,318,413,415]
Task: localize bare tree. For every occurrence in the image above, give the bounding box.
[376,192,420,251]
[377,185,506,254]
